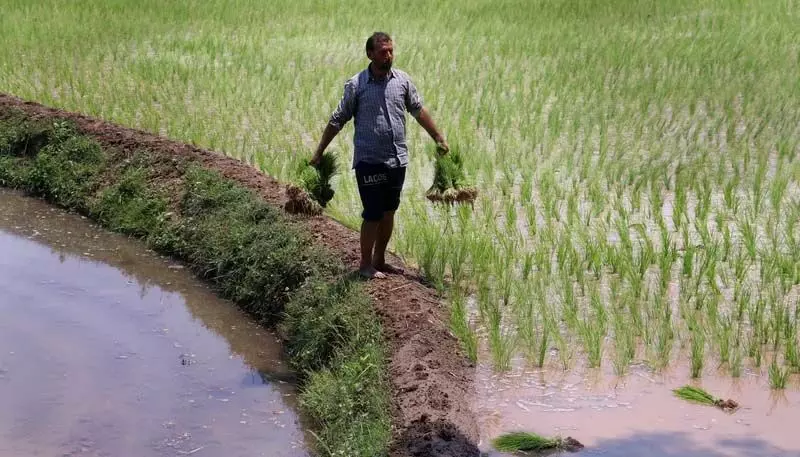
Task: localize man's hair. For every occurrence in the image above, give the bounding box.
[366,32,392,54]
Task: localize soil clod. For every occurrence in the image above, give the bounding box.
[283,184,323,215]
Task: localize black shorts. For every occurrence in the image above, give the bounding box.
[355,163,406,221]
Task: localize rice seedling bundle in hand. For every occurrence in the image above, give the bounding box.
[492,431,584,453]
[673,385,739,412]
[425,145,478,204]
[284,151,338,215]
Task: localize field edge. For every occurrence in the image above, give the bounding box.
[0,92,480,457]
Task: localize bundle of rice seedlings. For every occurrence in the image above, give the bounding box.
[425,145,478,204]
[492,431,584,453]
[672,385,739,412]
[285,151,338,215]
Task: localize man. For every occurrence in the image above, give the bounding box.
[311,32,449,279]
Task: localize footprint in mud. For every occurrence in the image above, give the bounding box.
[427,386,451,411]
[413,363,430,380]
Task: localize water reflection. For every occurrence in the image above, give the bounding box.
[0,189,308,457]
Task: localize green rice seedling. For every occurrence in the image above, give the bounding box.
[589,178,606,217]
[673,385,739,411]
[449,288,478,362]
[730,344,743,378]
[612,312,635,375]
[476,276,492,325]
[522,251,534,281]
[769,358,790,389]
[658,247,674,294]
[579,315,604,368]
[673,179,688,229]
[695,218,712,249]
[691,322,706,378]
[566,192,579,228]
[786,204,799,253]
[722,225,732,262]
[748,329,763,368]
[520,173,533,202]
[492,432,583,453]
[447,231,470,288]
[525,202,538,237]
[752,153,768,214]
[723,174,740,212]
[650,180,664,220]
[418,224,447,291]
[561,274,578,330]
[733,250,749,283]
[654,316,674,370]
[718,316,733,366]
[505,198,518,232]
[785,315,800,371]
[555,331,575,371]
[515,282,539,366]
[537,323,550,369]
[697,180,713,224]
[739,216,758,261]
[487,293,516,372]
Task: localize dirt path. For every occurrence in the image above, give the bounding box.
[0,93,480,457]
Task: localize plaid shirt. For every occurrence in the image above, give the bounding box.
[328,67,423,169]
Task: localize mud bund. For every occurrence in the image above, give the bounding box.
[0,93,480,457]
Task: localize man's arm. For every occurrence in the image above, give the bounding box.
[405,79,449,154]
[311,80,356,165]
[311,124,340,165]
[415,107,449,154]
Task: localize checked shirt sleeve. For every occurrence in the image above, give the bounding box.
[328,79,357,130]
[405,78,424,119]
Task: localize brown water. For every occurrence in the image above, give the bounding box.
[0,189,308,457]
[475,350,800,457]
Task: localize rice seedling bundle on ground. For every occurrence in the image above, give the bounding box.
[492,431,584,453]
[425,146,478,204]
[284,151,338,215]
[673,385,739,412]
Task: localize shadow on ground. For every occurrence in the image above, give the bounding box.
[583,432,800,457]
[393,419,481,457]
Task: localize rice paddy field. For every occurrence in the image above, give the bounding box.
[3,0,800,452]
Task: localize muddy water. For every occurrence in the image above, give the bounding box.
[476,353,800,457]
[0,189,308,457]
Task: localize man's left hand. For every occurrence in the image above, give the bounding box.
[436,139,449,155]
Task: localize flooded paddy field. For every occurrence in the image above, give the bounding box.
[475,356,800,456]
[0,189,307,457]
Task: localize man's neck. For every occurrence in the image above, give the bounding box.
[368,63,390,80]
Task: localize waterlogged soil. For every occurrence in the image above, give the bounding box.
[0,189,308,457]
[0,93,480,457]
[475,357,800,457]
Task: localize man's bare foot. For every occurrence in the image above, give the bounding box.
[359,266,387,279]
[374,262,404,275]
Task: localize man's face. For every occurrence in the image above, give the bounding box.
[368,40,393,72]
